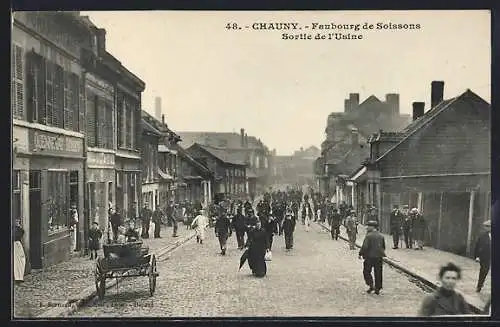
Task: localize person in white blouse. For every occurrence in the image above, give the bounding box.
[191,210,209,245]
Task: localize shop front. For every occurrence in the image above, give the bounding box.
[86,150,115,245]
[24,128,85,268]
[116,153,141,221]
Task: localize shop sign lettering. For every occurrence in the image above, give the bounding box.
[30,131,83,155]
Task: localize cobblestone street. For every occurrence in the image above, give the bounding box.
[73,223,429,317]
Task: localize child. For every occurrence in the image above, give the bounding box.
[124,220,140,242]
[88,222,102,260]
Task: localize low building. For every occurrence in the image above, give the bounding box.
[350,82,490,257]
[185,143,247,203]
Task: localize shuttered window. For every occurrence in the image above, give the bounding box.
[97,97,105,148]
[70,73,79,131]
[12,44,25,120]
[45,61,55,126]
[26,51,46,123]
[78,77,85,132]
[53,64,64,128]
[117,94,123,148]
[104,99,113,149]
[125,101,132,148]
[86,91,97,147]
[63,71,73,130]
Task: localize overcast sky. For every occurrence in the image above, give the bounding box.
[83,10,490,155]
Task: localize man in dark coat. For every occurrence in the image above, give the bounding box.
[474,220,491,293]
[243,199,253,217]
[402,207,413,249]
[359,220,386,295]
[418,262,471,316]
[140,203,152,239]
[283,208,296,250]
[152,206,164,238]
[215,211,232,255]
[245,219,269,277]
[232,207,247,250]
[330,208,342,240]
[110,207,123,242]
[389,205,403,249]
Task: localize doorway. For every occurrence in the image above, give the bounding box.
[69,171,79,251]
[29,171,42,269]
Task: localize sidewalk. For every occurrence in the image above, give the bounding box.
[318,221,490,312]
[14,225,192,318]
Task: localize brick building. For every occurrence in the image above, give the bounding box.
[350,82,490,257]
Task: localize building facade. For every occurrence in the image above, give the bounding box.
[141,111,161,210]
[176,145,213,206]
[12,12,90,268]
[350,84,490,257]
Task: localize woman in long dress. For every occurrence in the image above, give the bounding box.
[245,220,269,277]
[13,219,26,284]
[191,210,209,244]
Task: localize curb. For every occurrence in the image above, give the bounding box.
[316,222,484,314]
[37,232,196,318]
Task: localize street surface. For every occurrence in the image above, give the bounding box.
[73,223,428,317]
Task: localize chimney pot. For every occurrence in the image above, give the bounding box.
[385,93,400,115]
[240,128,245,148]
[349,93,360,109]
[412,102,425,121]
[245,133,248,148]
[344,99,351,112]
[431,81,445,108]
[162,114,165,125]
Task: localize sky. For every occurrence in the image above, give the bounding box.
[82,10,490,155]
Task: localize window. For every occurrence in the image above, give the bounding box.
[47,171,69,235]
[117,94,123,147]
[27,51,45,123]
[86,91,97,147]
[108,181,113,205]
[12,171,21,223]
[104,99,113,149]
[11,44,25,120]
[125,101,132,148]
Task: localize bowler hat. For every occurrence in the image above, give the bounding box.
[483,220,491,227]
[367,220,379,227]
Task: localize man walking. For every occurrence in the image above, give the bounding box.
[359,220,386,295]
[402,206,413,249]
[140,203,152,239]
[330,208,342,240]
[389,205,403,249]
[283,207,296,250]
[345,210,358,249]
[474,220,491,293]
[232,206,247,250]
[152,206,164,238]
[215,211,232,255]
[410,208,426,250]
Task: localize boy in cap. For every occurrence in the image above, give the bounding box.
[359,220,386,295]
[474,220,491,292]
[88,222,102,260]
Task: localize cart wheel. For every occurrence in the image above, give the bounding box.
[148,254,157,296]
[95,262,106,300]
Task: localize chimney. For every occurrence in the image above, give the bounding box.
[161,114,165,125]
[344,99,351,112]
[431,81,444,108]
[349,93,360,110]
[240,128,245,148]
[412,102,425,121]
[155,97,162,121]
[245,133,248,148]
[385,93,400,115]
[351,128,359,148]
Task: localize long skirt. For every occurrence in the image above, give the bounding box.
[195,226,207,241]
[248,250,267,277]
[304,215,311,232]
[14,241,26,281]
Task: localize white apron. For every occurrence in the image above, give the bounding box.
[305,205,311,231]
[192,215,208,241]
[14,241,26,281]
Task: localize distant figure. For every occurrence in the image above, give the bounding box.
[410,208,426,250]
[330,208,342,241]
[345,210,358,250]
[402,205,413,249]
[474,220,491,293]
[232,207,247,250]
[245,219,269,277]
[110,208,123,242]
[215,211,232,255]
[13,219,26,284]
[418,262,471,316]
[389,205,404,249]
[140,203,152,239]
[358,220,386,295]
[191,211,209,244]
[282,208,296,250]
[88,221,102,260]
[152,206,164,238]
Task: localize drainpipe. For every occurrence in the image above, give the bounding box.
[81,69,89,256]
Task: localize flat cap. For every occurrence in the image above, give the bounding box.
[367,220,379,227]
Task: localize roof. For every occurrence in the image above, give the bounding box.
[328,144,370,176]
[375,90,488,163]
[176,131,267,151]
[141,119,162,137]
[142,110,181,141]
[172,144,212,175]
[191,143,247,166]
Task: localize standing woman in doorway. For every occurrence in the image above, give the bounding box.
[13,218,26,284]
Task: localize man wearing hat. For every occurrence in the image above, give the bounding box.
[359,220,386,295]
[389,205,404,249]
[330,207,342,240]
[345,210,358,250]
[474,220,491,293]
[140,202,152,239]
[402,205,413,249]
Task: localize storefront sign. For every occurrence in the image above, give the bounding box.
[87,152,115,167]
[29,130,83,156]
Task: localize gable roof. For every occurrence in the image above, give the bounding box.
[375,89,489,163]
[190,143,247,166]
[141,110,181,141]
[177,131,267,150]
[172,143,212,175]
[359,95,383,107]
[141,119,162,137]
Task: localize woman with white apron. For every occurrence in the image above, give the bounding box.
[13,219,26,284]
[191,210,209,244]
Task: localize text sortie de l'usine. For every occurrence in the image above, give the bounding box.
[226,22,422,40]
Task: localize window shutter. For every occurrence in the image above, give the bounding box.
[78,77,85,133]
[26,51,35,122]
[63,70,72,130]
[86,91,96,147]
[45,61,54,126]
[54,64,64,128]
[97,97,105,148]
[70,73,79,132]
[12,45,25,120]
[116,95,123,148]
[106,99,113,149]
[37,55,47,124]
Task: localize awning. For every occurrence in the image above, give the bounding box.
[158,168,174,181]
[351,166,367,182]
[158,144,177,154]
